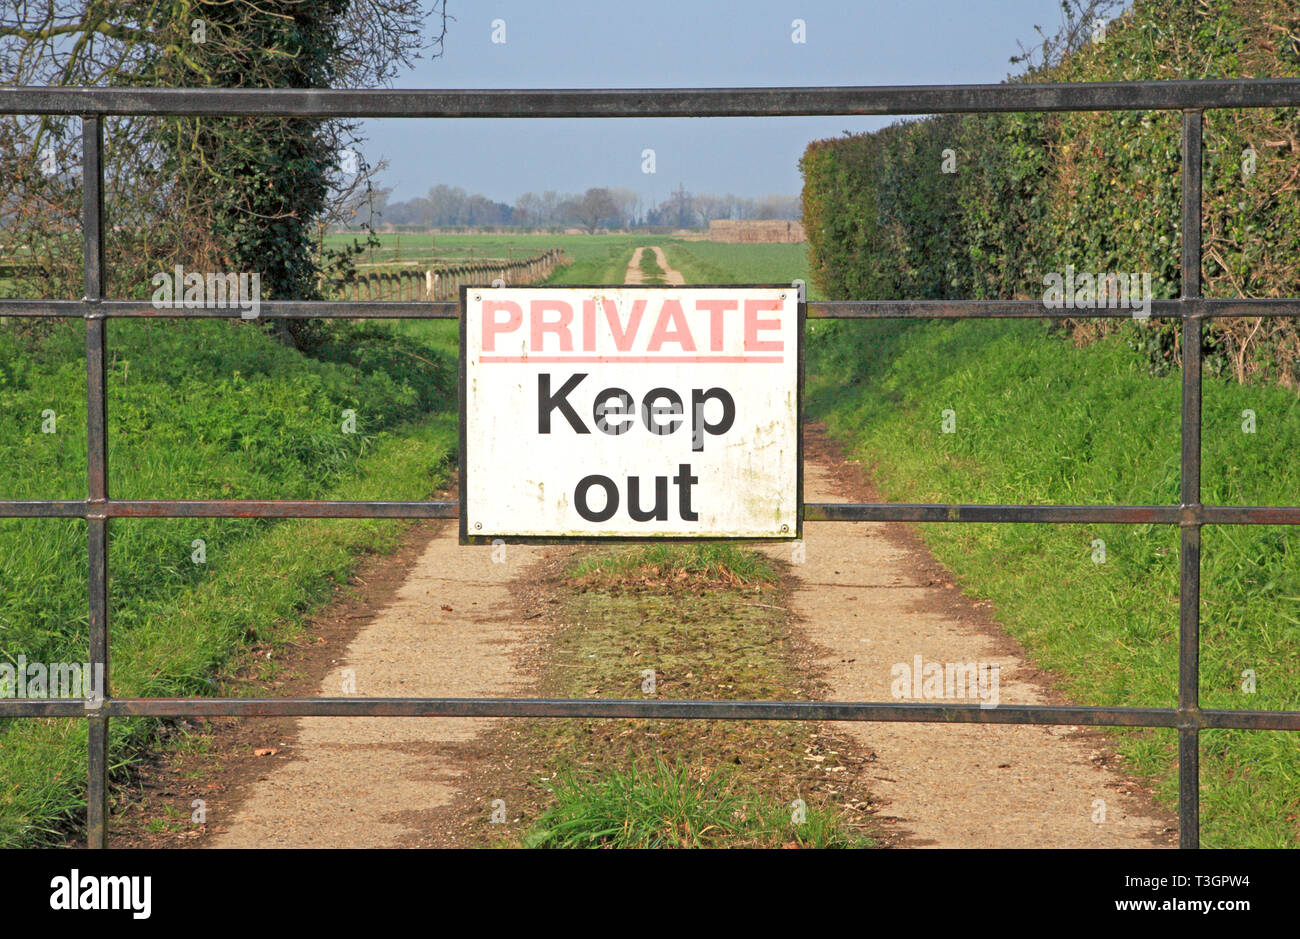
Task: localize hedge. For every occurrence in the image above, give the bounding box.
[800,0,1300,386]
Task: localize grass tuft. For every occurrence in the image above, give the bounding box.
[524,758,862,849]
[566,543,779,589]
[638,247,667,284]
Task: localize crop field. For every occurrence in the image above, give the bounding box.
[323,231,815,290]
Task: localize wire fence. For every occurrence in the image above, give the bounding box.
[341,249,565,300]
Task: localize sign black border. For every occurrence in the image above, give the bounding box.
[459,283,805,545]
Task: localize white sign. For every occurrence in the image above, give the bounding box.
[461,286,800,540]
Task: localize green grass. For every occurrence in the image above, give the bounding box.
[525,758,860,849]
[659,241,817,295]
[638,246,666,284]
[0,315,457,845]
[325,231,569,266]
[567,543,779,588]
[808,316,1300,847]
[467,539,875,849]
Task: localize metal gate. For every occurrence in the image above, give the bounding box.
[2,80,1300,850]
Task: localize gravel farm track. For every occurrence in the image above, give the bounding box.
[114,248,1175,848]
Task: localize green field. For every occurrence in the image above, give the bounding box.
[324,230,815,291]
[380,232,657,350]
[324,231,658,276]
[658,241,817,295]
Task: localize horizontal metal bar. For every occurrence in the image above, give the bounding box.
[808,299,1300,320]
[1201,505,1300,525]
[811,300,1175,320]
[812,504,1300,525]
[0,501,89,518]
[0,697,1296,730]
[107,500,459,518]
[1197,708,1300,730]
[3,80,1300,118]
[0,299,458,319]
[1197,299,1299,318]
[804,503,1183,524]
[4,298,1290,321]
[4,501,1299,524]
[0,500,458,519]
[0,697,1182,724]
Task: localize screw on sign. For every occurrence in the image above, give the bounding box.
[461,286,801,541]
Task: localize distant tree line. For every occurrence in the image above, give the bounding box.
[360,184,801,231]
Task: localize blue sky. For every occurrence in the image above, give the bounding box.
[363,1,1099,205]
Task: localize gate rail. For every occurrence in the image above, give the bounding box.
[2,80,1300,849]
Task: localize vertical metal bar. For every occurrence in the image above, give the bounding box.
[1178,109,1203,849]
[83,114,110,849]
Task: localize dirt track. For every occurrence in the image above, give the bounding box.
[204,248,1173,848]
[208,531,547,847]
[623,245,684,285]
[760,432,1175,847]
[623,246,648,283]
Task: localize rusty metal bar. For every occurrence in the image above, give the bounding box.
[99,500,460,518]
[0,697,1221,724]
[0,300,458,318]
[82,114,110,851]
[8,297,1300,320]
[5,697,1300,731]
[1177,109,1205,850]
[0,501,88,517]
[806,503,1180,524]
[804,299,1300,319]
[0,500,1183,521]
[808,503,1300,525]
[8,499,1300,525]
[20,300,460,319]
[3,79,1300,118]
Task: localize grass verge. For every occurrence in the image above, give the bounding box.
[0,416,455,846]
[0,314,457,846]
